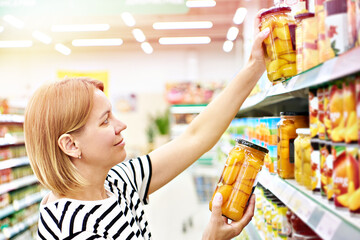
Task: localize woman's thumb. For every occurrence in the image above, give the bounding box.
[211,192,223,218]
[254,27,270,48]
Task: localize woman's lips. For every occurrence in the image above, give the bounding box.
[114,139,124,146]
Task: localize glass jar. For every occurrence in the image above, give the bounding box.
[259,7,297,83]
[294,128,311,185]
[302,131,312,190]
[277,112,309,179]
[209,139,268,221]
[295,13,318,74]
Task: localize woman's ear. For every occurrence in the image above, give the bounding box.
[58,134,81,159]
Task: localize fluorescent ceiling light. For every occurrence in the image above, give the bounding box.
[3,15,24,29]
[226,27,239,41]
[141,42,153,54]
[132,29,146,42]
[55,43,71,55]
[72,38,123,46]
[153,21,213,30]
[121,12,136,27]
[223,40,233,52]
[233,8,247,24]
[0,26,4,33]
[0,40,32,48]
[51,24,110,32]
[32,31,52,44]
[159,37,211,45]
[186,0,216,7]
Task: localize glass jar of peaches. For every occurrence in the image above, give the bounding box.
[294,128,311,185]
[277,112,309,179]
[259,7,297,83]
[209,139,268,221]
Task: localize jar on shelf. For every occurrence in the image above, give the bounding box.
[259,6,297,83]
[294,128,311,185]
[295,13,311,74]
[277,112,309,179]
[302,13,319,71]
[209,138,268,221]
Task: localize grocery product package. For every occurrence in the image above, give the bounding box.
[309,89,319,138]
[343,76,358,143]
[325,0,350,56]
[333,143,359,209]
[329,80,345,142]
[310,138,321,192]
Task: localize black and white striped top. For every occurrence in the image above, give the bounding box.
[37,155,153,240]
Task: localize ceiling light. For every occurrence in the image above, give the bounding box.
[223,40,234,52]
[3,15,24,29]
[55,43,71,55]
[132,29,146,42]
[159,37,211,45]
[0,26,4,33]
[51,24,110,32]
[153,21,213,30]
[226,27,239,41]
[32,31,52,44]
[186,0,216,8]
[0,40,32,48]
[233,8,247,25]
[141,42,153,54]
[121,12,136,27]
[72,38,123,46]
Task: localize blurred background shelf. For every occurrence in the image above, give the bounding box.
[0,156,29,170]
[259,170,360,240]
[0,175,38,195]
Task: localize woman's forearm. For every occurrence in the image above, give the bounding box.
[183,59,265,153]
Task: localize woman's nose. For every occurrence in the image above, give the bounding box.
[115,119,127,135]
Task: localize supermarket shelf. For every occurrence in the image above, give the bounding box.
[0,175,38,195]
[0,191,45,220]
[245,221,264,240]
[0,156,29,170]
[239,47,360,114]
[0,142,25,149]
[0,213,38,240]
[170,104,207,114]
[0,114,24,124]
[259,170,360,240]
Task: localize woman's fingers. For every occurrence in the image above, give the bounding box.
[231,194,256,230]
[211,192,224,222]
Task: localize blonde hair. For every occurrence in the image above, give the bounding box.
[24,77,104,196]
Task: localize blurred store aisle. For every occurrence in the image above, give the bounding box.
[145,170,211,239]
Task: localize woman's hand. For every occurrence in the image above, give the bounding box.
[202,193,256,240]
[248,9,270,71]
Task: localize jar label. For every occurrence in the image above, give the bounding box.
[289,139,295,163]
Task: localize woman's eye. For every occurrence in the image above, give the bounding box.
[103,118,109,125]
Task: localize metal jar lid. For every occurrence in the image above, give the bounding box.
[236,138,269,154]
[260,6,292,18]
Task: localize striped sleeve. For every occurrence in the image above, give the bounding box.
[109,155,152,204]
[63,231,107,240]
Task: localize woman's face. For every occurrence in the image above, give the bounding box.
[75,89,127,169]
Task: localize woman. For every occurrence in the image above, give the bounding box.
[24,12,270,240]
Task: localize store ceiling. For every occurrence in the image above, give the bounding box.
[0,0,272,54]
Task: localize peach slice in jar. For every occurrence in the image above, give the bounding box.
[222,165,241,185]
[273,25,292,41]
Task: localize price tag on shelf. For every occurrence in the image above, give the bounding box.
[12,200,20,211]
[280,184,295,204]
[315,211,341,240]
[289,192,315,222]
